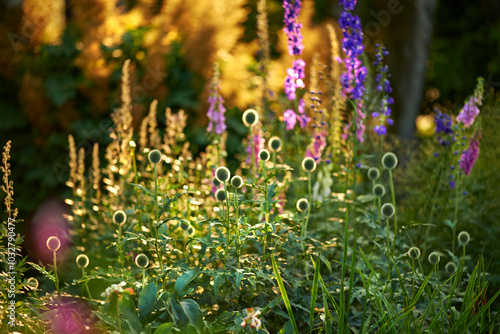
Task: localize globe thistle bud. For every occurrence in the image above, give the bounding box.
[268,136,282,152]
[382,152,398,170]
[381,203,395,218]
[216,189,226,202]
[76,254,89,268]
[242,109,259,127]
[367,167,380,180]
[180,221,190,231]
[46,236,61,252]
[113,210,127,225]
[26,277,39,290]
[258,149,270,162]
[135,253,149,268]
[373,184,385,198]
[212,176,221,187]
[296,198,310,212]
[187,227,195,236]
[458,231,470,246]
[129,140,136,149]
[231,175,243,189]
[148,149,162,164]
[445,262,457,275]
[302,157,317,172]
[215,166,230,183]
[428,251,440,265]
[408,247,421,259]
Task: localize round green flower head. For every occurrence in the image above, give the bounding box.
[113,210,127,225]
[187,227,194,236]
[26,277,39,290]
[268,136,282,152]
[242,109,259,127]
[135,253,149,268]
[428,251,440,265]
[382,152,398,170]
[76,254,89,268]
[180,221,190,231]
[302,157,317,172]
[381,203,395,218]
[216,189,226,202]
[212,176,221,187]
[296,198,310,212]
[46,236,61,252]
[148,149,162,164]
[408,247,421,260]
[445,262,457,275]
[258,149,270,162]
[458,231,470,246]
[215,166,231,183]
[231,175,243,189]
[373,184,385,198]
[367,167,380,180]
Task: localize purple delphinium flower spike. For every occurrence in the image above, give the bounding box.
[283,0,306,106]
[206,64,226,135]
[338,0,367,142]
[372,44,393,136]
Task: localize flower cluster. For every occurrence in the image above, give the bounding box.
[284,98,309,130]
[283,0,303,56]
[240,308,262,330]
[283,0,305,102]
[456,77,483,127]
[459,132,481,176]
[434,110,454,147]
[206,63,227,135]
[100,281,133,298]
[339,0,367,142]
[372,44,394,136]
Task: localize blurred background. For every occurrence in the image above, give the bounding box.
[0,0,499,260]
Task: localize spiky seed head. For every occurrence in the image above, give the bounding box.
[215,166,230,183]
[373,184,386,197]
[408,247,421,259]
[445,262,457,275]
[296,198,310,212]
[148,149,162,164]
[367,167,380,180]
[216,189,226,202]
[382,152,398,169]
[458,231,470,246]
[135,253,149,268]
[129,140,136,149]
[113,210,127,225]
[212,176,221,187]
[258,149,270,162]
[46,236,61,252]
[76,254,89,268]
[26,277,39,289]
[381,203,395,218]
[242,109,259,127]
[231,175,243,189]
[268,136,282,152]
[302,157,317,172]
[428,251,440,265]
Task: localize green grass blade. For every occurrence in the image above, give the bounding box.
[271,254,299,334]
[310,254,321,331]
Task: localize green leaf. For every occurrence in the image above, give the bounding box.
[139,282,158,321]
[169,299,187,327]
[310,254,321,331]
[179,299,204,332]
[175,268,199,297]
[154,323,174,334]
[129,183,155,198]
[28,262,56,283]
[271,255,299,334]
[119,296,142,334]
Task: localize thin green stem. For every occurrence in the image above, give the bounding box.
[452,174,460,253]
[234,187,240,269]
[388,169,397,253]
[117,298,122,333]
[224,182,231,264]
[53,251,60,295]
[82,267,92,299]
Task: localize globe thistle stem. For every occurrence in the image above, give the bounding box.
[388,169,397,253]
[224,181,231,267]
